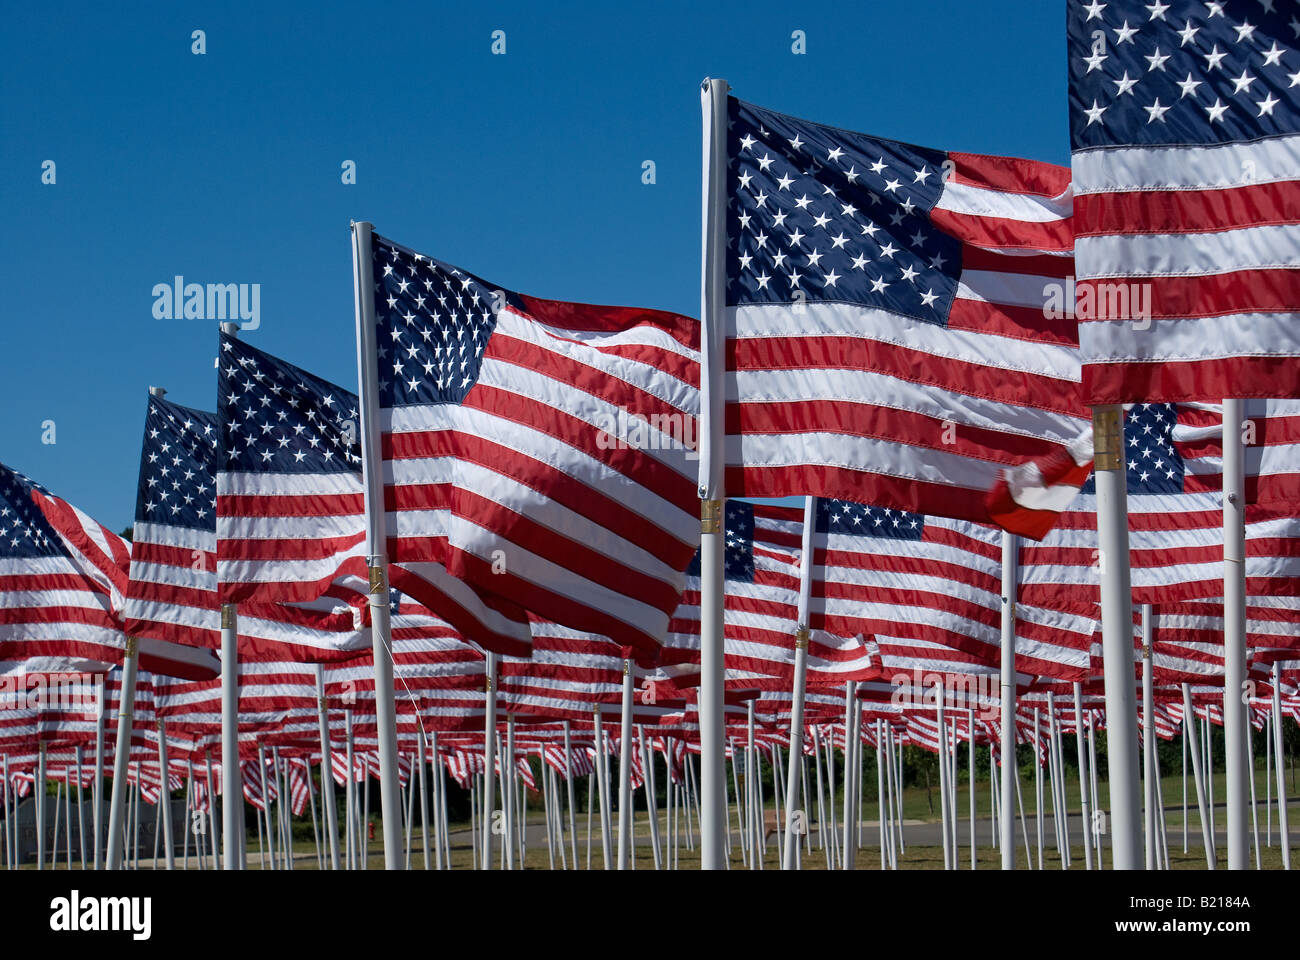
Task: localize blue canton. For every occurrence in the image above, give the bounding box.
[727,97,960,327]
[1069,0,1300,149]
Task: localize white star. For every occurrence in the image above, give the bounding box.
[1177,20,1199,46]
[1257,92,1279,116]
[1233,21,1256,43]
[822,270,841,287]
[1083,0,1106,21]
[1230,69,1256,93]
[1084,99,1109,125]
[930,251,947,270]
[1205,45,1228,71]
[755,272,771,290]
[1204,1,1224,18]
[920,288,938,307]
[794,193,813,210]
[757,153,775,171]
[787,134,804,151]
[1113,71,1139,96]
[869,157,886,174]
[1290,68,1300,87]
[879,242,899,258]
[869,276,888,293]
[1113,20,1139,43]
[1205,98,1230,122]
[1145,1,1169,19]
[1144,98,1171,122]
[1083,49,1108,72]
[1145,46,1170,71]
[850,254,870,270]
[913,166,932,184]
[739,134,756,151]
[775,172,794,190]
[1261,42,1285,67]
[827,147,844,162]
[1175,73,1202,98]
[883,177,902,193]
[899,264,919,282]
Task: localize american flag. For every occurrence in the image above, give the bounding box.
[1069,0,1300,403]
[366,230,700,660]
[718,96,1086,522]
[129,390,371,661]
[216,333,369,608]
[0,462,127,668]
[810,496,1095,680]
[1018,402,1300,608]
[659,500,876,689]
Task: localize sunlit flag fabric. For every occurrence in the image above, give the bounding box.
[1068,1,1300,403]
[0,462,127,666]
[217,333,369,606]
[809,497,1094,680]
[1018,403,1300,609]
[719,96,1086,522]
[658,500,876,688]
[366,230,700,660]
[131,391,368,661]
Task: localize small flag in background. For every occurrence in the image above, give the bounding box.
[367,230,701,661]
[0,462,126,666]
[1069,0,1300,403]
[719,95,1086,522]
[127,391,369,662]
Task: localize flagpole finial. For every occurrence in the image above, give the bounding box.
[148,386,167,398]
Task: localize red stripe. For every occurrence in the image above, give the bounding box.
[1083,354,1300,405]
[959,245,1074,279]
[218,492,366,518]
[947,296,1080,347]
[947,151,1071,199]
[1077,182,1300,237]
[1076,269,1300,321]
[932,206,1073,252]
[727,463,991,523]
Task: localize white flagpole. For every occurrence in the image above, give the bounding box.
[697,75,729,871]
[562,720,577,868]
[75,745,86,870]
[840,684,855,870]
[480,653,497,870]
[157,718,175,870]
[998,530,1019,869]
[593,705,613,869]
[1033,707,1043,870]
[204,749,219,870]
[968,710,976,870]
[417,729,430,870]
[638,725,662,869]
[1074,682,1094,870]
[350,220,404,870]
[105,639,139,869]
[617,660,634,870]
[1221,397,1249,870]
[1141,603,1155,870]
[938,684,951,870]
[93,679,104,870]
[783,496,816,870]
[1092,405,1143,869]
[1182,683,1215,868]
[314,664,340,870]
[1272,663,1291,869]
[1246,714,1260,868]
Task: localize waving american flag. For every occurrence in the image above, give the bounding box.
[719,96,1087,523]
[1069,0,1300,402]
[367,230,700,661]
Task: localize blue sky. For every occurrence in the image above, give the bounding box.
[1,1,1067,530]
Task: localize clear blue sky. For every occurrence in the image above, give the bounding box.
[1,1,1068,531]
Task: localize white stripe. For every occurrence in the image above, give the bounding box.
[1073,134,1300,193]
[1078,224,1300,278]
[937,179,1071,222]
[1080,311,1300,362]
